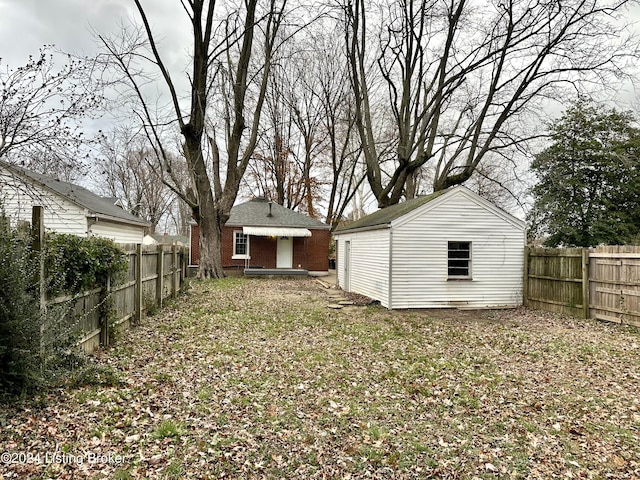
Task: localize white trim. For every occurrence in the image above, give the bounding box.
[233,230,250,259]
[447,240,472,280]
[243,226,312,237]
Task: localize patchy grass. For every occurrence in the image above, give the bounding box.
[1,277,639,479]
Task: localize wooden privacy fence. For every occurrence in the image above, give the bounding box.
[524,246,640,327]
[44,243,189,353]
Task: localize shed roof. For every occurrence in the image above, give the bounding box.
[1,161,149,227]
[334,189,448,233]
[226,198,330,229]
[334,186,524,234]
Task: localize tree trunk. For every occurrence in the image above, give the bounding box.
[197,207,226,279]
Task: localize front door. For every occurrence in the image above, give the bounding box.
[276,236,293,268]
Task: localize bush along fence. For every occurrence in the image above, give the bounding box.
[524,245,640,327]
[32,206,189,353]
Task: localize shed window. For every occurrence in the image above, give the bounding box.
[448,241,471,279]
[233,231,249,258]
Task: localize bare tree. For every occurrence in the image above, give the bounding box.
[96,128,178,233]
[100,0,287,278]
[241,27,329,218]
[313,27,367,227]
[285,46,329,218]
[0,46,105,180]
[242,23,370,227]
[343,0,640,208]
[243,65,303,209]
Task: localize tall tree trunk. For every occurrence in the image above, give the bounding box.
[197,208,226,279]
[303,138,314,217]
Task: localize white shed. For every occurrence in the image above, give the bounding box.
[333,186,526,309]
[0,161,149,243]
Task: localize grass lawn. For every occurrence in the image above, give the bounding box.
[1,277,639,479]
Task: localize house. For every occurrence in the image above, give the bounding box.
[190,198,331,276]
[151,233,188,247]
[142,234,158,245]
[0,161,149,243]
[333,185,526,309]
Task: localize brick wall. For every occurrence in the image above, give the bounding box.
[190,224,200,265]
[190,224,330,272]
[223,227,277,268]
[304,228,331,272]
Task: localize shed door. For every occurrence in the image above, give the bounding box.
[344,241,351,291]
[276,236,293,268]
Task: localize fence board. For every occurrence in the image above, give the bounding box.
[524,247,585,317]
[589,245,640,327]
[44,243,188,352]
[525,245,640,327]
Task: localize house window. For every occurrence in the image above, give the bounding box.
[448,241,471,279]
[233,231,249,258]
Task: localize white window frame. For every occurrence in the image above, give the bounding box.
[447,241,472,280]
[232,230,250,259]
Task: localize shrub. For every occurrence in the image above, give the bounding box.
[0,222,129,397]
[0,214,44,394]
[45,233,128,296]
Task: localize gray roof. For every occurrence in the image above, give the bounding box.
[151,233,188,244]
[1,161,149,227]
[334,189,448,233]
[227,198,330,229]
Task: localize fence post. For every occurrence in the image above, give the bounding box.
[172,244,178,298]
[582,248,590,319]
[100,276,111,347]
[182,247,187,286]
[523,246,530,307]
[31,206,46,364]
[135,243,143,323]
[156,244,164,309]
[31,206,46,313]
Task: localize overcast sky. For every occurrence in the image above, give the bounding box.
[0,0,192,70]
[3,0,640,99]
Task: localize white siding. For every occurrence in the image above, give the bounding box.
[390,191,525,308]
[335,229,390,307]
[1,168,87,236]
[90,221,145,244]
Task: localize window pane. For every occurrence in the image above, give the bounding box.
[448,266,469,276]
[448,259,468,268]
[235,233,247,255]
[448,241,470,277]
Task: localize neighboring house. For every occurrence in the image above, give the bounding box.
[190,198,331,276]
[0,161,149,243]
[151,233,188,247]
[333,185,526,309]
[142,234,158,245]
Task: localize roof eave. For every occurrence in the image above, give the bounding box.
[333,224,391,235]
[88,213,150,228]
[2,161,149,227]
[225,222,330,230]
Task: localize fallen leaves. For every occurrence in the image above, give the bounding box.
[0,277,639,478]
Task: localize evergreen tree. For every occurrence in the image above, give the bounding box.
[528,101,640,247]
